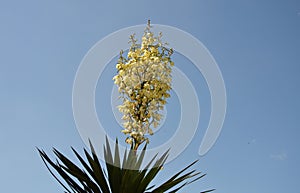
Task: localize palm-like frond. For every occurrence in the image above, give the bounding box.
[38,138,213,193]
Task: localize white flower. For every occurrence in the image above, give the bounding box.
[113,21,174,147]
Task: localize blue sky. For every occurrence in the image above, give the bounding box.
[0,0,300,192]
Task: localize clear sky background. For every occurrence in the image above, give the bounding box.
[1,0,300,193]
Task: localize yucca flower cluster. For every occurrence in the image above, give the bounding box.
[113,21,174,149]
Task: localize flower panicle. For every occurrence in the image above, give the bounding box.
[113,20,174,149]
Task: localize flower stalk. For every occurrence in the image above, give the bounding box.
[113,20,174,150]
